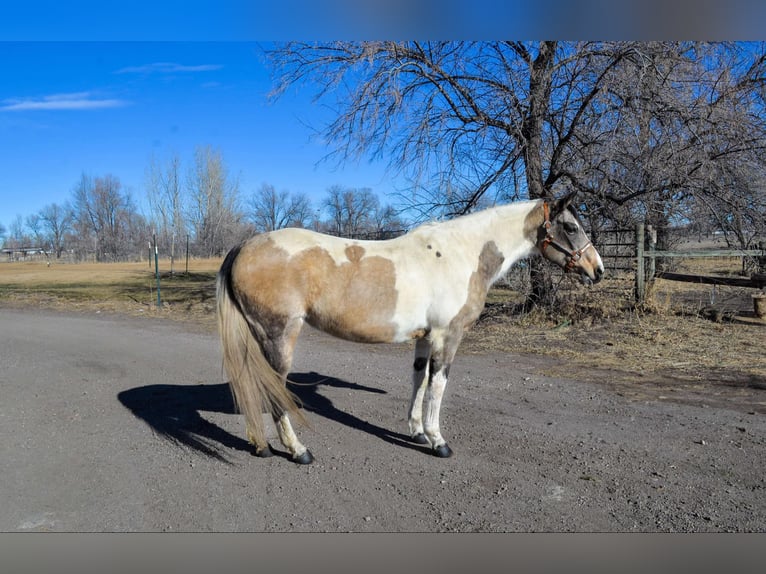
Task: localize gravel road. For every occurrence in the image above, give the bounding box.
[1,308,764,532]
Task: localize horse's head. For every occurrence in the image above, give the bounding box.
[537,194,604,285]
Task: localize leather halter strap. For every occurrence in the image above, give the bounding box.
[540,201,593,272]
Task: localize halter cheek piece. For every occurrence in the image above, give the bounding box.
[540,202,594,272]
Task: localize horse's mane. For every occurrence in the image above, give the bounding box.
[407,200,540,236]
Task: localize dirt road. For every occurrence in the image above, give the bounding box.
[1,308,764,532]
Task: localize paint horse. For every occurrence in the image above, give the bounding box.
[216,194,604,464]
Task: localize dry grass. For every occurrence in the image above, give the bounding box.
[2,256,764,411]
[0,258,221,328]
[465,269,766,412]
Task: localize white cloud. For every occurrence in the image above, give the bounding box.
[115,62,223,74]
[0,92,129,112]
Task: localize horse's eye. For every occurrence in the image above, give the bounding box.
[563,222,579,234]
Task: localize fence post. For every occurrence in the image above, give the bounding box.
[153,234,162,308]
[647,225,657,282]
[635,222,645,304]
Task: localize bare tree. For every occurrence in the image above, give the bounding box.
[370,203,408,237]
[268,41,766,306]
[247,183,312,232]
[71,173,138,261]
[266,42,635,305]
[146,153,186,271]
[267,42,636,213]
[579,43,766,237]
[186,146,242,256]
[322,185,380,237]
[688,157,766,271]
[38,203,73,258]
[25,213,45,247]
[7,215,27,249]
[70,174,96,259]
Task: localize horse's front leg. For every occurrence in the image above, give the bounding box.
[423,356,453,457]
[408,338,431,445]
[422,336,460,458]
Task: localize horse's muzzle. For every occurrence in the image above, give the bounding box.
[580,265,604,285]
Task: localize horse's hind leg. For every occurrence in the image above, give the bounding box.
[249,397,312,464]
[268,317,314,464]
[247,428,274,458]
[408,338,431,445]
[273,411,313,464]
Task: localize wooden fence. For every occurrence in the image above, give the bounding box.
[633,223,766,303]
[591,225,766,304]
[593,227,638,273]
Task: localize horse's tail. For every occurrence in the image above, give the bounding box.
[216,244,306,449]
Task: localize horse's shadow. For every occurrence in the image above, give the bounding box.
[117,372,428,462]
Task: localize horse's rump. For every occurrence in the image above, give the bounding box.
[216,246,307,450]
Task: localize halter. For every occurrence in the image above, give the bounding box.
[540,201,594,272]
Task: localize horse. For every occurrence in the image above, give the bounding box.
[216,193,604,464]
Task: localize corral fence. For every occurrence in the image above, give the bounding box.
[2,247,49,262]
[593,227,637,273]
[597,224,766,305]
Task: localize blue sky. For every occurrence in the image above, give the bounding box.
[2,1,764,233]
[0,41,403,230]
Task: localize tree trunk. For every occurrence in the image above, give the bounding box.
[521,42,557,311]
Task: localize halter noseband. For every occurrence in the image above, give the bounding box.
[540,201,593,272]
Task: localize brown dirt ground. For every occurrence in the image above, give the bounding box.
[2,257,765,533]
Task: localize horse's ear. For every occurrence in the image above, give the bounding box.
[550,192,576,218]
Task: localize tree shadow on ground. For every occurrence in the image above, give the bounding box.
[118,371,429,462]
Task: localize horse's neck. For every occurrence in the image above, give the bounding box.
[452,201,541,273]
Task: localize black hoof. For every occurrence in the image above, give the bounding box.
[411,433,429,445]
[254,445,274,458]
[433,444,453,458]
[293,450,314,465]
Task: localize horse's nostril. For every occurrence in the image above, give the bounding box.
[594,267,604,282]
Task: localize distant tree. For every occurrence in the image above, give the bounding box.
[39,202,73,259]
[7,215,27,249]
[146,152,186,271]
[71,173,138,261]
[247,183,313,232]
[370,203,408,238]
[322,185,380,237]
[25,213,45,247]
[0,221,6,245]
[186,146,243,256]
[688,160,766,260]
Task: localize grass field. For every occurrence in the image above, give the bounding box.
[2,256,764,409]
[0,258,221,327]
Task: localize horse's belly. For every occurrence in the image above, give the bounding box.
[306,288,431,343]
[305,309,396,344]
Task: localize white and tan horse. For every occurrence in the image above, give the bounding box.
[217,194,604,463]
